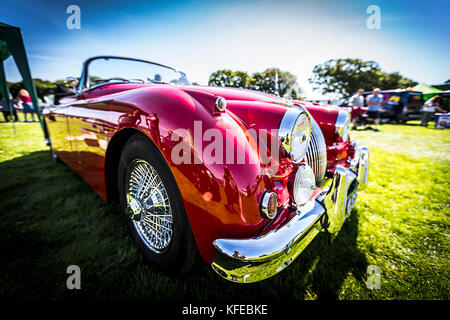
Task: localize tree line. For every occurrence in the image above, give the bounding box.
[208,68,301,99]
[208,58,417,99]
[308,58,417,97]
[5,78,67,100]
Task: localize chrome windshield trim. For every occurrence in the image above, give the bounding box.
[78,55,189,92]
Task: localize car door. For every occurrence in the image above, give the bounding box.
[44,100,77,168]
[64,94,113,201]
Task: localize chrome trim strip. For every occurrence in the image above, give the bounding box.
[358,147,369,189]
[349,140,361,168]
[349,142,369,189]
[306,117,327,186]
[323,166,349,233]
[255,99,294,108]
[344,170,357,218]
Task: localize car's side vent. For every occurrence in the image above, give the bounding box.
[305,117,327,187]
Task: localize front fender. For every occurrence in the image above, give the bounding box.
[109,87,270,263]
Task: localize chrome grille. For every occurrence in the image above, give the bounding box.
[305,117,327,187]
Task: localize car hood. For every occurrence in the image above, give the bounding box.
[180,85,292,132]
[182,85,291,105]
[80,82,292,132]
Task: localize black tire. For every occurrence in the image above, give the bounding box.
[118,134,198,276]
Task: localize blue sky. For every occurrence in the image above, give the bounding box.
[1,0,449,99]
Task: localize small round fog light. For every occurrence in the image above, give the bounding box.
[260,191,278,219]
[293,165,316,205]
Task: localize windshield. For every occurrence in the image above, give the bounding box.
[82,57,191,89]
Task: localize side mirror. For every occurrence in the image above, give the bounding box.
[65,77,79,91]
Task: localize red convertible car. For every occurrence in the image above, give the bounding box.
[43,56,369,283]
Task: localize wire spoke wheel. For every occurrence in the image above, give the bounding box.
[126,159,173,253]
[118,135,198,274]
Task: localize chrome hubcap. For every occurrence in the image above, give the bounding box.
[126,159,173,253]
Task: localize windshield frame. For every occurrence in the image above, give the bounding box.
[77,56,189,92]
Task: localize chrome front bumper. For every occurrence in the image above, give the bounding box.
[211,145,369,283]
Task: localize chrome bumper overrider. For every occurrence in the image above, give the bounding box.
[211,144,369,283]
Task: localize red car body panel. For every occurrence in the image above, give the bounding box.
[44,84,298,263]
[44,84,351,264]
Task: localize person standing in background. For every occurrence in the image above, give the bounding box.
[1,94,18,122]
[366,88,384,131]
[17,89,35,122]
[348,88,365,129]
[421,95,444,127]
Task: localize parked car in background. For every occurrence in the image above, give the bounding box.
[365,89,423,123]
[341,89,423,123]
[43,56,369,283]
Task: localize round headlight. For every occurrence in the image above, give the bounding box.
[279,107,311,163]
[335,110,350,142]
[293,164,316,205]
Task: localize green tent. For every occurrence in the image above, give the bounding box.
[412,83,443,101]
[0,22,47,140]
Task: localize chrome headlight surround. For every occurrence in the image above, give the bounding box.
[335,110,351,142]
[278,107,311,163]
[260,191,278,220]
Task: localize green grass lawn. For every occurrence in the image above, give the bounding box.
[0,119,449,300]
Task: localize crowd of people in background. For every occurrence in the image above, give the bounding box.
[0,89,36,122]
[347,88,446,130]
[348,88,384,131]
